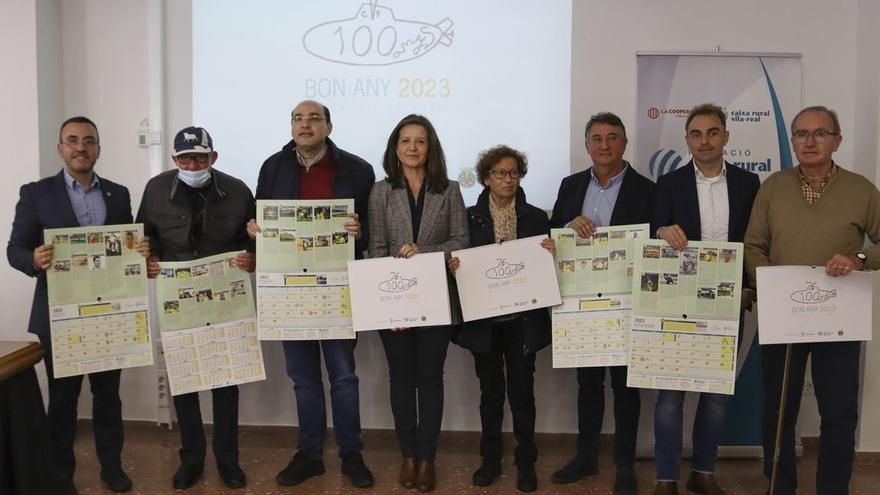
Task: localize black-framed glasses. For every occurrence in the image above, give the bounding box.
[176,154,212,165]
[490,169,520,180]
[792,129,838,143]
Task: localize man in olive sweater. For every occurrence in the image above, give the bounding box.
[744,106,880,495]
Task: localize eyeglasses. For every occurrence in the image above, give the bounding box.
[291,114,327,125]
[176,154,212,165]
[792,129,838,143]
[490,169,520,180]
[62,137,98,148]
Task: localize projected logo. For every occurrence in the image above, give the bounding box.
[790,281,837,305]
[458,167,476,188]
[378,272,418,293]
[303,1,454,66]
[485,259,526,280]
[647,107,660,119]
[648,148,686,178]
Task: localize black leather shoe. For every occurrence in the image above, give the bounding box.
[516,462,537,492]
[276,451,325,486]
[614,465,638,495]
[172,462,203,490]
[472,459,502,486]
[218,463,247,489]
[341,452,374,488]
[551,456,599,484]
[686,471,726,495]
[100,465,132,493]
[654,480,680,495]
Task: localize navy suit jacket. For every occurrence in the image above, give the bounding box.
[7,171,133,336]
[550,164,655,228]
[651,162,760,243]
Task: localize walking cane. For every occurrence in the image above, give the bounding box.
[769,343,793,495]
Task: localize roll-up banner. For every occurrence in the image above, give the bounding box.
[636,52,802,453]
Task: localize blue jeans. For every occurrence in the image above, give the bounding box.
[654,390,729,481]
[282,339,363,459]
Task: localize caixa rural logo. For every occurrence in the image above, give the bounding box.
[648,148,685,178]
[303,1,454,66]
[378,272,418,293]
[790,281,837,304]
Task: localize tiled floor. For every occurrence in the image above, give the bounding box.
[68,422,879,494]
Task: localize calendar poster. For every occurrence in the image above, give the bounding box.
[256,199,355,340]
[46,224,153,378]
[551,224,649,368]
[627,239,743,394]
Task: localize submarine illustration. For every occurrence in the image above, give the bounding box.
[378,272,418,293]
[303,1,454,66]
[790,281,837,304]
[485,258,526,280]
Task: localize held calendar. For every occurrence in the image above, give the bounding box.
[46,224,153,378]
[256,199,356,340]
[627,239,743,394]
[551,224,649,368]
[156,252,265,395]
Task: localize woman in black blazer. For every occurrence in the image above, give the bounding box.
[368,114,469,492]
[448,145,555,493]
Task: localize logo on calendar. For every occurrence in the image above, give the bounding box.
[790,281,837,304]
[485,258,525,280]
[378,272,418,293]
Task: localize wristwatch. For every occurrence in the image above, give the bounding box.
[855,252,867,268]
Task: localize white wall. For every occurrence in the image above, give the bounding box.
[11,0,880,450]
[1,0,41,342]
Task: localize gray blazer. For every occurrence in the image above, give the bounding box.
[368,178,470,323]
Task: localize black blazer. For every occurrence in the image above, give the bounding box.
[550,164,655,228]
[453,187,551,355]
[651,162,760,243]
[7,171,133,336]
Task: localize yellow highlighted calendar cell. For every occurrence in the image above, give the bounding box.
[662,320,698,332]
[662,333,677,342]
[78,303,115,316]
[579,299,612,310]
[285,274,317,285]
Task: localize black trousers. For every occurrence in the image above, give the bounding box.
[38,335,124,478]
[575,365,640,468]
[471,318,537,465]
[173,385,239,467]
[379,325,453,461]
[762,341,861,495]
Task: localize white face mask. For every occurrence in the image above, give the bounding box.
[177,168,211,188]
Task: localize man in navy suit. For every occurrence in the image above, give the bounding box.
[650,103,760,495]
[7,116,146,494]
[550,112,654,495]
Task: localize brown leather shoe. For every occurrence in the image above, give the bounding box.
[399,458,417,489]
[416,459,436,492]
[654,481,680,495]
[686,471,725,495]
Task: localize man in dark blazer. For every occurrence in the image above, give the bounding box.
[650,103,760,495]
[7,116,144,494]
[550,112,654,495]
